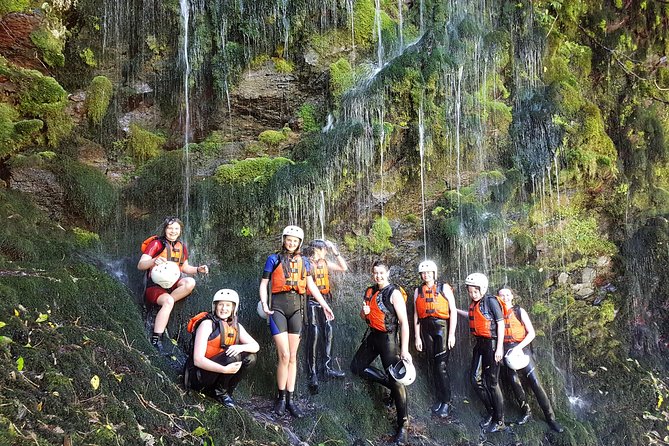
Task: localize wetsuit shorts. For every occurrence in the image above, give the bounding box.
[145,277,188,305]
[269,292,303,335]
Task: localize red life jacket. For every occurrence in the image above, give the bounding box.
[308,258,331,296]
[187,312,238,359]
[504,305,527,344]
[415,282,451,320]
[468,295,506,339]
[362,284,407,333]
[270,254,307,294]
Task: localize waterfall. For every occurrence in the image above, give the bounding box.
[397,0,404,51]
[374,0,384,68]
[418,92,427,259]
[179,0,192,238]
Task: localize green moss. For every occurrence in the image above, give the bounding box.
[72,227,100,248]
[127,124,165,165]
[258,129,287,147]
[79,47,97,67]
[297,103,319,133]
[30,27,65,68]
[0,0,29,14]
[273,57,294,73]
[85,76,113,125]
[0,103,43,157]
[329,57,354,101]
[214,156,293,186]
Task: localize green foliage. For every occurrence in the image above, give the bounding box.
[72,227,100,248]
[51,157,119,227]
[29,27,65,67]
[0,0,29,14]
[258,129,288,148]
[349,216,393,254]
[297,103,319,133]
[273,57,294,73]
[329,58,354,101]
[214,156,293,186]
[127,124,165,165]
[127,150,184,211]
[85,76,113,125]
[79,47,97,67]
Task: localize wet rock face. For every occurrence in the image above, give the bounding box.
[227,62,313,139]
[0,13,45,72]
[10,167,64,220]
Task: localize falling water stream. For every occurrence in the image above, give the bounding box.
[179,0,192,240]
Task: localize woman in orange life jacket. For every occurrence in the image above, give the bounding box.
[184,289,259,408]
[258,225,334,418]
[351,260,412,446]
[498,287,565,433]
[302,239,348,394]
[456,272,506,433]
[413,260,457,418]
[137,216,209,353]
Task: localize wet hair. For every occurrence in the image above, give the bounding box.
[159,216,183,238]
[372,259,390,271]
[302,245,315,258]
[497,287,517,301]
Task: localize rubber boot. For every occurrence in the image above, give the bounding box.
[480,413,493,429]
[274,389,286,416]
[488,419,506,433]
[150,333,164,355]
[393,420,408,445]
[431,402,443,414]
[547,418,565,433]
[435,402,451,418]
[214,388,235,408]
[285,391,304,419]
[323,319,344,378]
[306,316,320,393]
[518,402,532,425]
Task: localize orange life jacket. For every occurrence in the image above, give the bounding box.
[187,312,238,359]
[308,258,331,296]
[270,254,307,294]
[361,284,407,333]
[468,295,506,339]
[415,282,451,320]
[142,235,185,268]
[504,305,527,344]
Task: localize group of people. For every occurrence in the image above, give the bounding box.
[138,218,564,445]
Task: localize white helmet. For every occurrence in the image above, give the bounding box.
[257,301,268,320]
[282,225,304,243]
[465,272,488,296]
[388,359,416,386]
[150,261,181,289]
[504,348,530,371]
[212,289,239,316]
[418,260,438,278]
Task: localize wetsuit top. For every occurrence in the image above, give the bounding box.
[504,305,528,344]
[468,295,504,339]
[143,238,188,287]
[415,282,451,320]
[262,253,313,295]
[307,258,330,297]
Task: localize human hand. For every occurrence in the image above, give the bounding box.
[224,361,242,374]
[323,305,335,321]
[197,264,209,274]
[262,301,273,316]
[362,304,370,315]
[494,348,503,363]
[225,345,245,357]
[415,338,423,352]
[448,336,455,350]
[401,351,412,363]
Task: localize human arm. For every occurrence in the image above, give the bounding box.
[225,324,260,357]
[489,298,505,363]
[444,284,457,349]
[192,320,241,374]
[306,276,334,320]
[325,240,348,272]
[180,260,209,276]
[413,288,422,352]
[393,290,411,362]
[259,278,273,316]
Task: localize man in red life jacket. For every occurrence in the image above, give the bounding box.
[351,260,411,445]
[137,216,209,353]
[413,260,457,418]
[498,287,564,433]
[463,272,506,433]
[302,239,348,394]
[184,289,259,408]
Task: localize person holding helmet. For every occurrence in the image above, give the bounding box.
[137,216,209,354]
[413,260,457,418]
[258,225,335,418]
[460,272,506,433]
[351,260,411,445]
[184,289,259,408]
[498,287,564,433]
[302,239,348,394]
